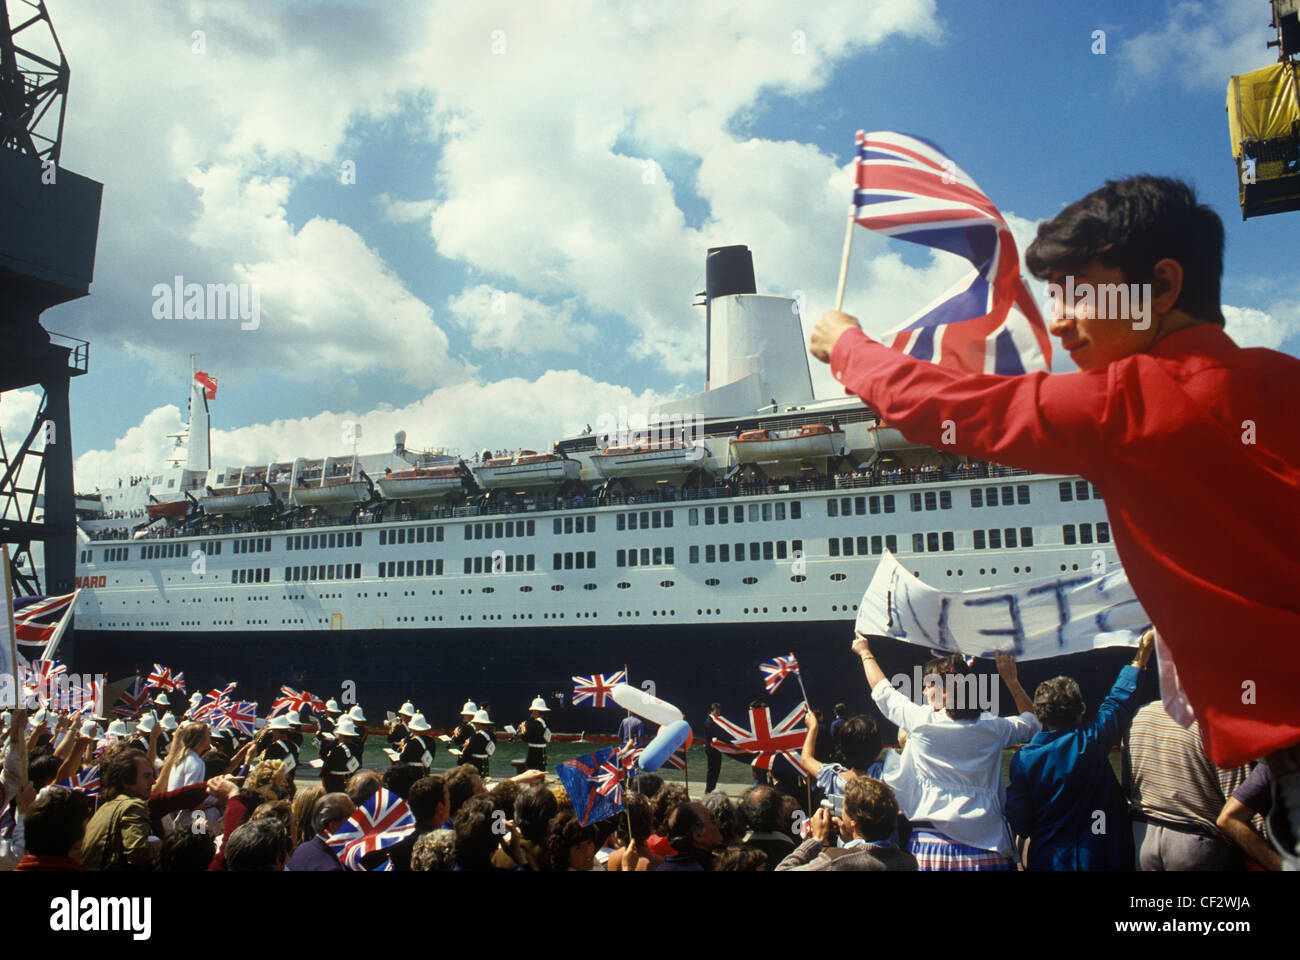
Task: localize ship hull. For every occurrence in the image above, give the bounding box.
[69,621,1137,738]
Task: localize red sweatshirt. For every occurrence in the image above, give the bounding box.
[830,323,1300,766]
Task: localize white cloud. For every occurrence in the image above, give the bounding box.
[73,370,670,490]
[445,285,598,356]
[375,193,438,224]
[1118,0,1276,91]
[1223,303,1300,349]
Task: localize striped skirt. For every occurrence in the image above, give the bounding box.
[907,826,1016,871]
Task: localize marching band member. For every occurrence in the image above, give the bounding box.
[518,696,552,772]
[388,702,415,747]
[451,701,478,751]
[259,713,301,781]
[321,715,363,794]
[462,709,496,779]
[398,713,438,769]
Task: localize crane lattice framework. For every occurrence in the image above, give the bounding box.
[0,0,100,643]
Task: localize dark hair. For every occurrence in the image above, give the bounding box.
[27,753,61,791]
[1025,175,1225,326]
[922,655,982,721]
[666,802,706,853]
[201,749,229,781]
[407,775,448,824]
[346,769,381,808]
[710,702,721,712]
[839,715,883,771]
[634,772,663,799]
[515,784,558,844]
[225,818,288,871]
[650,782,689,834]
[702,791,741,845]
[544,810,594,871]
[834,703,847,717]
[251,799,294,856]
[312,793,354,836]
[740,785,783,833]
[715,844,768,871]
[615,793,654,845]
[843,777,898,842]
[1033,676,1086,729]
[381,763,425,801]
[447,763,482,813]
[160,828,216,871]
[491,779,521,820]
[23,786,92,856]
[410,829,456,871]
[99,744,149,801]
[453,795,501,870]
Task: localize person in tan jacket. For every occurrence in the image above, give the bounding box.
[777,777,918,872]
[81,745,157,870]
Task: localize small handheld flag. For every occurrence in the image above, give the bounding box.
[324,787,415,871]
[571,668,627,708]
[759,653,800,695]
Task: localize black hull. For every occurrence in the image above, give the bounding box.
[69,623,1152,737]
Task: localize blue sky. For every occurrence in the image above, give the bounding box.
[2,0,1294,488]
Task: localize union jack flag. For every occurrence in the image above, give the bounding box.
[852,131,1052,376]
[759,653,800,694]
[270,686,324,716]
[114,677,153,717]
[555,747,625,825]
[70,679,102,716]
[54,766,101,798]
[711,701,809,777]
[324,787,415,871]
[212,701,258,736]
[146,664,185,694]
[615,739,641,770]
[663,748,687,771]
[929,649,977,667]
[594,754,628,805]
[11,593,76,650]
[191,683,237,721]
[20,659,66,705]
[571,668,626,708]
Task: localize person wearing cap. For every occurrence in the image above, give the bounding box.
[388,702,415,747]
[185,692,203,719]
[518,696,553,772]
[451,701,478,752]
[398,713,438,769]
[347,705,368,764]
[321,716,363,794]
[126,713,157,758]
[156,712,178,756]
[322,698,343,732]
[462,710,497,780]
[258,714,301,781]
[154,691,172,712]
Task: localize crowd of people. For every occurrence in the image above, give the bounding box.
[0,627,1285,872]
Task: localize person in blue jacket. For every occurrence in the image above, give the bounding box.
[1006,629,1155,870]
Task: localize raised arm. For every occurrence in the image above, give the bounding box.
[814,316,1109,480]
[799,711,823,779]
[852,632,888,690]
[995,651,1035,715]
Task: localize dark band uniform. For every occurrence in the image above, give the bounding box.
[260,735,300,779]
[398,733,437,769]
[520,717,552,771]
[462,729,496,778]
[388,720,410,746]
[451,721,475,750]
[321,739,361,794]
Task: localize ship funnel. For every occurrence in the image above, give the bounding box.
[184,370,212,473]
[705,245,756,301]
[394,430,406,453]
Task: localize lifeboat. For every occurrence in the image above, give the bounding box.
[145,500,189,521]
[472,451,581,488]
[729,424,844,463]
[291,477,370,509]
[865,422,922,452]
[199,486,272,514]
[589,440,710,479]
[376,465,468,500]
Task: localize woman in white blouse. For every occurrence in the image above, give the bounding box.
[161,721,211,832]
[852,632,1038,870]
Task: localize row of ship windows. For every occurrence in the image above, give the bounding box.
[1060,481,1101,502]
[380,560,445,578]
[689,540,801,564]
[465,555,536,574]
[464,519,538,540]
[617,510,675,531]
[830,536,900,557]
[966,485,1031,508]
[232,568,271,584]
[377,526,444,545]
[285,563,364,582]
[553,551,597,570]
[692,501,801,526]
[617,547,677,567]
[232,538,272,554]
[293,530,365,550]
[555,516,596,535]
